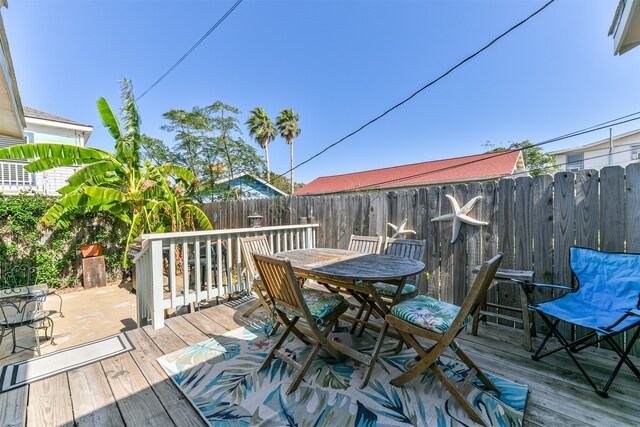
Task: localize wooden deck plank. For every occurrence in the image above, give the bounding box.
[182,311,229,336]
[67,363,124,427]
[164,316,210,345]
[125,328,205,427]
[142,324,188,354]
[0,386,26,427]
[461,323,640,393]
[461,346,639,426]
[26,373,74,427]
[101,352,175,427]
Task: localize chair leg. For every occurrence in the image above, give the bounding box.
[242,300,264,318]
[286,317,343,394]
[360,322,389,388]
[268,321,280,337]
[430,363,487,426]
[260,317,298,371]
[358,304,373,337]
[286,341,322,394]
[453,343,499,393]
[350,301,366,334]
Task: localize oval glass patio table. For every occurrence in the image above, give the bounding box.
[275,247,425,387]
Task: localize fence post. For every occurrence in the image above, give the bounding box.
[150,239,165,329]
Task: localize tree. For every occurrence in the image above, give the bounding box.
[276,108,301,193]
[246,107,277,183]
[483,140,555,177]
[146,102,265,201]
[0,79,212,265]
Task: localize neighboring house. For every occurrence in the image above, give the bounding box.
[0,1,25,142]
[295,151,526,195]
[551,129,640,172]
[212,172,287,199]
[609,0,640,55]
[0,107,93,195]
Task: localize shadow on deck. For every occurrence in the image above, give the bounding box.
[1,296,638,426]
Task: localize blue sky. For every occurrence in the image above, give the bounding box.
[4,0,639,183]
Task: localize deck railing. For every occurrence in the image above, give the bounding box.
[133,224,319,329]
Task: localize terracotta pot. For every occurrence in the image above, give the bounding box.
[81,243,103,258]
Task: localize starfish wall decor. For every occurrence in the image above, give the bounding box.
[387,219,417,238]
[431,195,488,243]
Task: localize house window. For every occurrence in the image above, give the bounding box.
[566,153,584,172]
[25,131,35,143]
[632,144,640,161]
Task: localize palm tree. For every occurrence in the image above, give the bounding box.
[276,108,301,193]
[0,79,211,265]
[246,107,277,183]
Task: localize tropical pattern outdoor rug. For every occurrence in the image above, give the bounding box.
[157,325,528,426]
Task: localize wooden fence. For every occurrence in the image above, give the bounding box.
[200,164,640,355]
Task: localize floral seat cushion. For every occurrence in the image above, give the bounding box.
[276,288,345,320]
[372,282,417,297]
[390,295,472,334]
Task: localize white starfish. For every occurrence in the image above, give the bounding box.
[431,195,488,243]
[387,219,417,238]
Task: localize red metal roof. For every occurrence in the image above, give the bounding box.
[295,150,523,195]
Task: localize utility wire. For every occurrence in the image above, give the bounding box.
[522,144,640,175]
[137,0,243,101]
[279,0,556,177]
[338,114,640,191]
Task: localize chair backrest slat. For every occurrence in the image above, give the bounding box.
[348,235,383,254]
[240,236,272,281]
[253,254,310,318]
[384,238,426,285]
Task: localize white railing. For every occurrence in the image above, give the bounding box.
[133,223,319,329]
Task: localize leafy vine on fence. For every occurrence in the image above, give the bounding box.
[0,193,128,288]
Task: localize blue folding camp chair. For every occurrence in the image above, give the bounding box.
[513,247,640,397]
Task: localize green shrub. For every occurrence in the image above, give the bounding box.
[0,193,128,289]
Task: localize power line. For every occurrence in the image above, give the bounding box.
[279,0,556,177]
[336,113,640,191]
[137,0,243,101]
[523,144,640,175]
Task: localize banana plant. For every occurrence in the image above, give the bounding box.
[0,79,212,265]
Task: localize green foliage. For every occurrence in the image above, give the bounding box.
[0,193,127,288]
[483,140,555,177]
[276,108,302,193]
[142,101,266,201]
[246,107,277,183]
[0,79,212,266]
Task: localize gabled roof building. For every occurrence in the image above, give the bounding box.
[295,151,525,195]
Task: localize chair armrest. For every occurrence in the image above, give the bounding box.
[511,279,573,291]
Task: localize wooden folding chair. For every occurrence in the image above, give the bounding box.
[348,234,383,254]
[240,236,273,319]
[355,238,426,336]
[386,253,503,426]
[253,254,349,394]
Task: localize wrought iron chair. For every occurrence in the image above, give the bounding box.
[253,253,348,394]
[0,290,56,355]
[516,247,640,397]
[386,253,503,425]
[3,265,63,317]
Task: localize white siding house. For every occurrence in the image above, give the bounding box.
[551,129,640,172]
[0,107,93,195]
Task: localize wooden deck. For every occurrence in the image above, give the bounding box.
[1,296,638,427]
